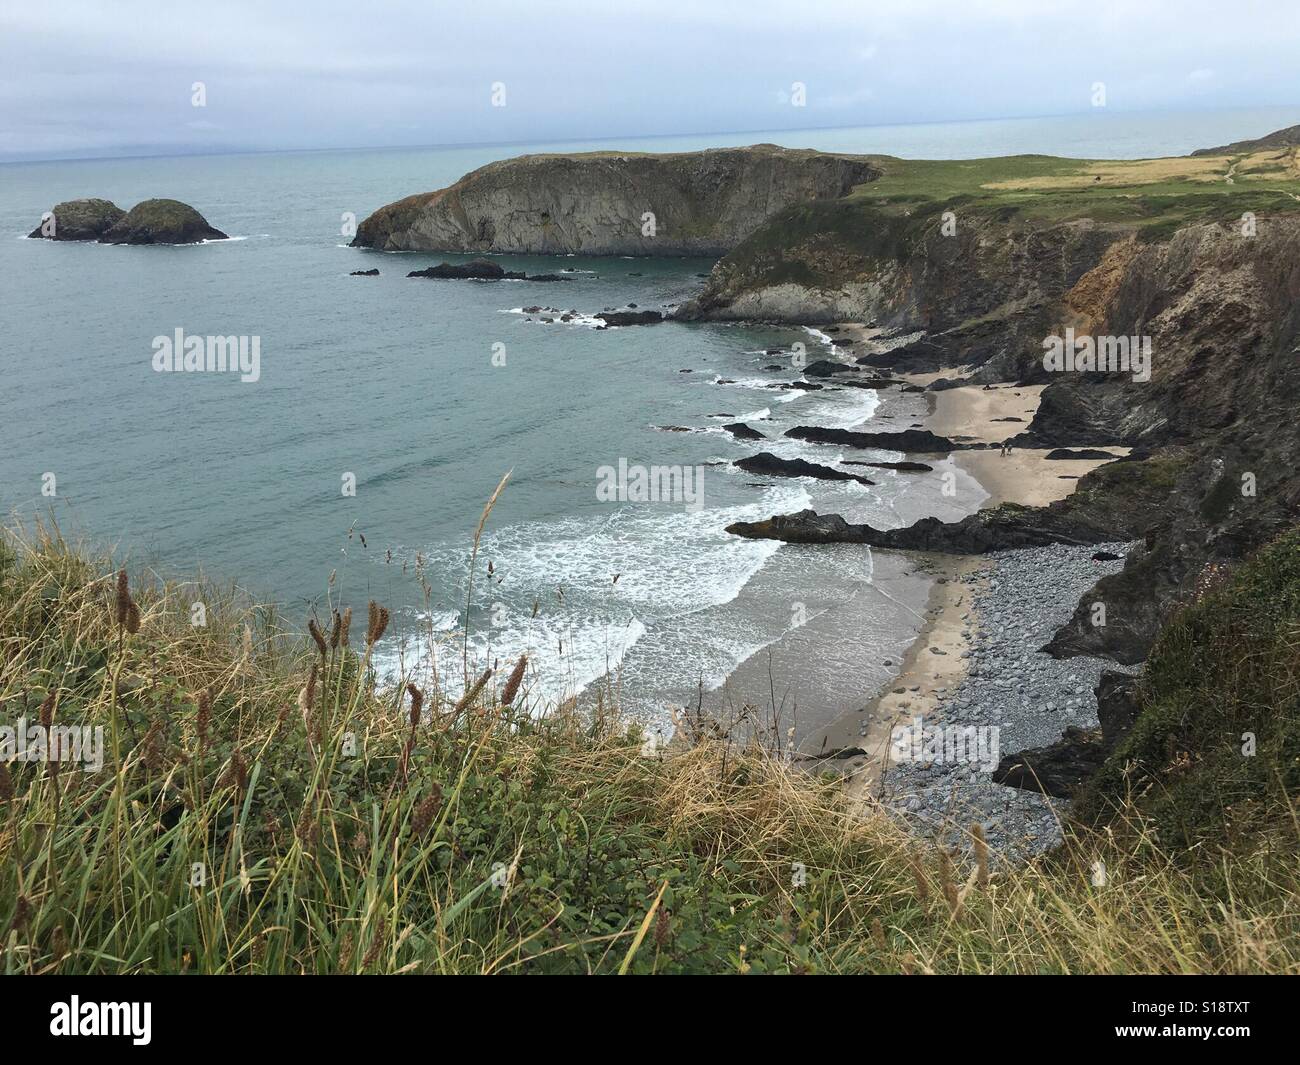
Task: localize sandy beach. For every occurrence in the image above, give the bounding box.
[784,331,1128,795]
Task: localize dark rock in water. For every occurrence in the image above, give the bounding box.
[28,198,125,241]
[351,268,380,276]
[1091,550,1122,561]
[836,378,894,390]
[99,199,227,244]
[734,453,874,485]
[1044,447,1120,460]
[787,381,824,391]
[725,508,859,543]
[763,363,782,370]
[408,257,523,280]
[597,310,663,327]
[993,727,1107,798]
[785,426,964,452]
[525,273,575,282]
[802,359,859,378]
[723,422,766,441]
[843,460,934,472]
[653,425,695,433]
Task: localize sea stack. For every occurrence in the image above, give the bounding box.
[98,199,228,244]
[27,198,126,241]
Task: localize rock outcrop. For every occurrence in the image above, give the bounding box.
[99,199,227,244]
[351,145,879,255]
[993,672,1140,797]
[28,198,125,241]
[733,454,874,485]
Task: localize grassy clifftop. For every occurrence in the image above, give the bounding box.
[1078,526,1300,848]
[1,523,1297,974]
[697,143,1300,303]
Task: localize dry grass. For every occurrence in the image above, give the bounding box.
[0,521,1296,974]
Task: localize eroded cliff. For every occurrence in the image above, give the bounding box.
[351,145,879,255]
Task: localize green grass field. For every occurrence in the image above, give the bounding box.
[851,145,1300,233]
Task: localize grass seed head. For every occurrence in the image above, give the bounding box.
[501,654,528,706]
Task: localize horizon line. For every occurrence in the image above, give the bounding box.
[4,101,1297,167]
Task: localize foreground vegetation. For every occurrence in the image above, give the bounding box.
[1,521,1297,974]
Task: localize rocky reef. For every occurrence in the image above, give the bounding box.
[351,145,878,255]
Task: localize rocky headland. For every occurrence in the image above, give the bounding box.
[350,145,878,255]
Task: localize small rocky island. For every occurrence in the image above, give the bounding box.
[29,197,227,244]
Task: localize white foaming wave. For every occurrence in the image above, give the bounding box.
[801,326,836,348]
[802,386,881,429]
[714,375,783,390]
[377,483,812,705]
[500,307,605,328]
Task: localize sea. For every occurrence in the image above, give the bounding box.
[3,106,1296,738]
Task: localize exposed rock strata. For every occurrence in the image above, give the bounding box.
[352,145,879,255]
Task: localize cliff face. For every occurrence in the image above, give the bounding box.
[720,212,1300,666]
[351,146,879,255]
[676,202,1127,376]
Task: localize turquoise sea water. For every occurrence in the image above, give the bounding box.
[2,107,1296,727]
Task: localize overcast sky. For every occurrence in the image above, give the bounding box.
[3,0,1298,160]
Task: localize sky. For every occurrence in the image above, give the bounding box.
[2,0,1299,160]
